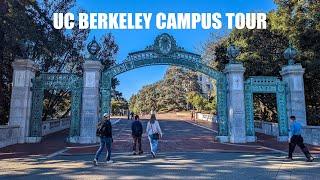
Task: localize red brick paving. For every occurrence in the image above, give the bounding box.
[1,115,319,159]
[63,119,289,156]
[0,129,69,159]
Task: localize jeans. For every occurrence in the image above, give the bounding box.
[133,136,142,152]
[148,135,159,154]
[288,135,311,159]
[95,137,112,161]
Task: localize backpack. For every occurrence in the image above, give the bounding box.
[96,121,107,137]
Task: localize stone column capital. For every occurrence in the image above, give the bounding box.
[83,60,104,71]
[12,59,38,72]
[280,64,305,76]
[224,63,246,74]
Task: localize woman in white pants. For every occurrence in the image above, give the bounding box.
[146,114,163,158]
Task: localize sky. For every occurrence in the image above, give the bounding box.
[76,0,277,100]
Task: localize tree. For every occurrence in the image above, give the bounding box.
[0,0,120,123]
[203,0,320,125]
[129,66,205,114]
[0,0,90,124]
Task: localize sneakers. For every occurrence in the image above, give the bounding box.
[306,156,314,162]
[138,151,143,155]
[106,160,114,164]
[93,159,98,166]
[286,156,293,161]
[132,151,137,155]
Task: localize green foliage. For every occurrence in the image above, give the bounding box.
[187,91,216,113]
[129,66,217,114]
[0,1,119,123]
[111,97,128,116]
[203,0,320,125]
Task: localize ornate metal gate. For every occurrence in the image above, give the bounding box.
[100,33,229,136]
[244,76,288,139]
[29,73,82,138]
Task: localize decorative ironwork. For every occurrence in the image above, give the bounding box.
[244,76,288,137]
[284,44,298,65]
[29,73,82,138]
[227,44,240,64]
[124,33,201,63]
[87,36,101,61]
[101,33,229,136]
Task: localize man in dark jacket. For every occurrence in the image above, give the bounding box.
[93,113,113,165]
[131,115,143,155]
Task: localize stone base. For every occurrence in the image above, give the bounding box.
[67,136,80,143]
[230,136,247,143]
[215,136,229,143]
[77,136,98,144]
[277,136,289,142]
[25,137,42,143]
[246,136,257,142]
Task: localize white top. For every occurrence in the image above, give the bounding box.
[146,120,163,137]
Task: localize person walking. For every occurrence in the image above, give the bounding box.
[131,114,143,155]
[191,110,195,121]
[146,113,162,158]
[93,113,113,166]
[287,115,314,162]
[130,112,134,120]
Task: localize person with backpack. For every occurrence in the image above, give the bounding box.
[131,114,143,155]
[287,115,314,162]
[146,113,162,158]
[93,113,113,166]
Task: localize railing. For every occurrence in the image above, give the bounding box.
[254,120,279,136]
[195,113,217,123]
[255,120,320,146]
[41,118,70,136]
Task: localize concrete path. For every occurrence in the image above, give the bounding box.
[0,152,319,179]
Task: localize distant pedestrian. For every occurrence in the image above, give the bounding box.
[130,112,134,120]
[127,110,130,120]
[191,110,195,121]
[287,115,314,162]
[146,113,162,158]
[131,114,143,155]
[93,113,113,166]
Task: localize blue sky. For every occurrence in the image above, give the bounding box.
[76,0,277,100]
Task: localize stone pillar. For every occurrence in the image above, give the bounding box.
[280,64,307,125]
[224,63,247,143]
[78,60,103,144]
[9,59,38,143]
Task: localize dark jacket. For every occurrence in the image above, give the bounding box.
[131,120,143,137]
[98,120,112,138]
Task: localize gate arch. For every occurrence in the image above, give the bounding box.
[100,33,228,136]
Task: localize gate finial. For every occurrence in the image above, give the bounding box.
[284,44,298,65]
[227,44,240,64]
[87,36,101,61]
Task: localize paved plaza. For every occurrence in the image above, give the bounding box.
[0,118,319,179]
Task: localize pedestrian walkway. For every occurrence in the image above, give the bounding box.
[0,152,319,179]
[0,117,319,179]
